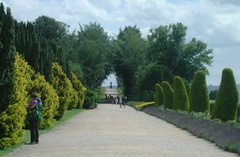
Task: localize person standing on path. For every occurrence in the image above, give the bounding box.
[26,94,42,145]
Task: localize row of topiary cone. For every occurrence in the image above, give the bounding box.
[155,68,238,122]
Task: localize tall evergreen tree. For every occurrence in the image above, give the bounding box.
[211,68,238,122]
[189,70,210,113]
[154,83,164,106]
[162,81,174,109]
[0,4,15,112]
[173,76,189,111]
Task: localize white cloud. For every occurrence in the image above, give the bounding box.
[1,0,240,86]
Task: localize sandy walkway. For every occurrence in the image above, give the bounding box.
[4,102,238,157]
[3,88,239,157]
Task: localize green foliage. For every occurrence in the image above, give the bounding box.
[211,68,239,122]
[209,90,218,100]
[112,25,148,96]
[189,70,210,113]
[173,76,189,112]
[15,21,55,81]
[70,72,86,109]
[148,23,213,81]
[154,84,164,106]
[137,64,173,98]
[50,62,75,120]
[0,3,16,112]
[77,22,112,90]
[162,81,174,109]
[83,90,98,109]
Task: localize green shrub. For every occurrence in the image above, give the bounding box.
[211,68,239,122]
[162,81,174,109]
[189,70,210,113]
[173,76,189,112]
[154,84,163,106]
[83,90,98,109]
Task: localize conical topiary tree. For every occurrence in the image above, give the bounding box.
[162,81,174,109]
[50,62,75,120]
[154,83,164,106]
[211,68,239,122]
[28,73,59,129]
[189,70,210,113]
[173,76,189,112]
[0,53,31,149]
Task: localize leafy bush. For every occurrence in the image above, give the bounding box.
[189,70,210,113]
[211,68,239,122]
[83,90,98,109]
[154,84,163,106]
[162,81,174,109]
[173,76,189,112]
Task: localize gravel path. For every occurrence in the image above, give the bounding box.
[4,88,238,157]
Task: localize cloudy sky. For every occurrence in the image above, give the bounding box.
[1,0,240,86]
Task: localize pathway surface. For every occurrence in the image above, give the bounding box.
[4,88,238,157]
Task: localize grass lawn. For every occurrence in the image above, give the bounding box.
[0,109,84,156]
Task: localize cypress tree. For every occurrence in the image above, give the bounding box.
[154,83,164,106]
[0,4,15,112]
[189,70,210,113]
[173,76,189,112]
[211,68,238,122]
[162,81,174,109]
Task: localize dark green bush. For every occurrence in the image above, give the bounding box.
[154,83,163,106]
[162,81,174,109]
[83,90,98,109]
[211,68,239,122]
[173,76,189,112]
[189,70,210,113]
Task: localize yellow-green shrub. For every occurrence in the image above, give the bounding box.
[28,73,59,129]
[0,53,32,148]
[50,63,75,120]
[136,102,155,111]
[71,73,86,109]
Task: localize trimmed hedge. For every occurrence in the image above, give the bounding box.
[211,68,239,122]
[162,81,174,109]
[173,76,189,112]
[189,70,210,113]
[154,83,163,106]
